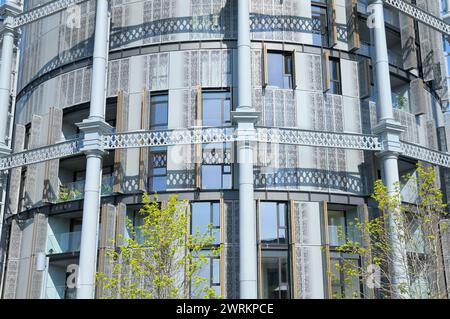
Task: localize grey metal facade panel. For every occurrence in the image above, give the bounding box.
[28,213,48,299]
[7,125,26,215]
[2,220,22,299]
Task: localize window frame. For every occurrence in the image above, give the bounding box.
[148,147,167,193]
[190,201,222,298]
[201,89,232,127]
[266,51,294,89]
[149,92,169,131]
[329,56,342,95]
[330,252,363,299]
[258,201,292,299]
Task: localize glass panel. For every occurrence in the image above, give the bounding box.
[191,202,210,236]
[268,53,284,88]
[278,203,286,227]
[261,256,279,299]
[328,210,346,246]
[343,259,361,299]
[150,95,168,129]
[201,165,222,189]
[346,207,360,244]
[47,231,82,254]
[191,254,211,299]
[202,92,230,126]
[212,258,220,285]
[261,250,290,299]
[212,202,220,227]
[260,202,278,244]
[151,176,166,192]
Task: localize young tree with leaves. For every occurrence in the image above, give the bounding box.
[331,162,449,299]
[97,193,221,299]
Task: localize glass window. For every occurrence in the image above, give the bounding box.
[260,202,288,245]
[331,254,362,299]
[191,250,221,298]
[150,94,168,130]
[329,58,342,95]
[191,202,221,298]
[149,147,167,192]
[268,52,293,89]
[328,208,359,247]
[201,142,232,190]
[311,4,328,46]
[191,202,220,245]
[261,250,290,299]
[202,91,231,127]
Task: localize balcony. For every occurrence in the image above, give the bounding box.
[47,231,81,254]
[57,174,114,203]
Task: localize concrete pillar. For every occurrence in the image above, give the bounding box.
[371,0,410,299]
[232,0,259,299]
[76,0,112,299]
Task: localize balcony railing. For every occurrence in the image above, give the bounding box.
[46,230,81,254]
[58,174,114,202]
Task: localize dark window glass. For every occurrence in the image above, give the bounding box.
[329,58,342,95]
[261,250,290,299]
[150,94,168,130]
[24,124,31,150]
[268,52,293,89]
[18,168,27,212]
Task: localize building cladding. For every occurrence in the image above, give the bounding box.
[0,0,450,299]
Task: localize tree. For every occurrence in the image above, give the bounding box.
[97,193,221,299]
[331,162,449,299]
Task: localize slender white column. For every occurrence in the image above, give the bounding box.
[76,151,103,298]
[371,0,410,299]
[235,0,258,299]
[89,0,109,121]
[76,0,110,299]
[237,0,252,110]
[238,133,258,299]
[0,28,14,150]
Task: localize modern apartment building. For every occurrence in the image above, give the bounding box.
[0,0,450,299]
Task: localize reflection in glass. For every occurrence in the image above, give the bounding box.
[261,250,290,299]
[150,94,168,130]
[260,202,287,244]
[202,91,231,127]
[268,53,293,89]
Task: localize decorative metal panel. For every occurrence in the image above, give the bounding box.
[256,128,381,151]
[401,141,450,168]
[13,0,89,28]
[383,0,450,36]
[7,125,26,215]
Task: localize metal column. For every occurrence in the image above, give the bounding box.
[0,0,21,297]
[76,0,112,299]
[371,0,410,298]
[232,0,259,299]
